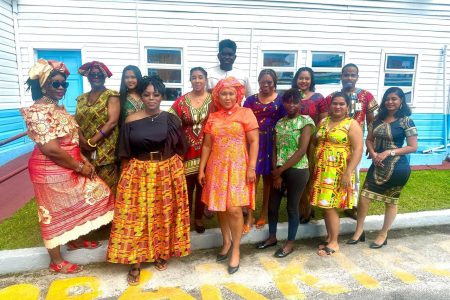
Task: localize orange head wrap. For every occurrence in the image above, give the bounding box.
[211,77,246,110]
[28,59,70,87]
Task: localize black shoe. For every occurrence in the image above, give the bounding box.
[346,231,366,245]
[228,264,240,274]
[300,210,315,224]
[216,244,232,262]
[195,224,206,234]
[255,240,277,249]
[274,247,293,258]
[370,238,387,249]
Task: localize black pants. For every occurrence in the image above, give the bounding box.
[268,168,309,241]
[186,173,205,220]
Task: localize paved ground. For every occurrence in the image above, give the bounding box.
[1,225,449,300]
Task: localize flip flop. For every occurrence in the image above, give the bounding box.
[242,224,251,235]
[255,219,266,229]
[317,246,337,256]
[127,267,141,286]
[49,260,83,274]
[318,241,329,250]
[154,259,167,271]
[67,240,101,251]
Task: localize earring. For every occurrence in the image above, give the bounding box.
[41,88,46,94]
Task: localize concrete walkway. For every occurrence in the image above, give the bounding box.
[1,209,449,276]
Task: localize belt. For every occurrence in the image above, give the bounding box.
[135,151,164,161]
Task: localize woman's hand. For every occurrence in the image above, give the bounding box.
[79,161,96,179]
[341,171,352,189]
[198,170,206,187]
[246,168,256,184]
[373,150,389,167]
[273,177,283,190]
[271,167,282,179]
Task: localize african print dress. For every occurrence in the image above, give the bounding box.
[361,117,418,205]
[75,89,119,191]
[107,112,190,264]
[169,93,213,175]
[21,104,114,249]
[300,92,324,125]
[243,94,285,176]
[201,106,259,211]
[122,94,144,120]
[310,117,356,209]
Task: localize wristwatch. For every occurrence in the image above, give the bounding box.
[390,150,396,156]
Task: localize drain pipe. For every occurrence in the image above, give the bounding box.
[443,45,449,158]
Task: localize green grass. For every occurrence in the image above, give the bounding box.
[1,169,449,250]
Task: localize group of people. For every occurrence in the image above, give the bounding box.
[20,39,418,285]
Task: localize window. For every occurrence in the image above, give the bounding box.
[383,54,417,104]
[311,52,344,85]
[262,51,297,91]
[146,48,183,100]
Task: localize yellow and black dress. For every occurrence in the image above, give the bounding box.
[107,111,191,264]
[75,89,120,191]
[361,117,418,205]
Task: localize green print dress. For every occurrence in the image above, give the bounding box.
[310,117,356,209]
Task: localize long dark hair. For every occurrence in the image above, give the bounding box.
[26,70,67,101]
[291,67,316,92]
[119,65,143,106]
[377,87,411,121]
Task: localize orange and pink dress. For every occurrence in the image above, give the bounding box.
[201,104,259,211]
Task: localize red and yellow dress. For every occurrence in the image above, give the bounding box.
[21,103,115,249]
[201,105,259,211]
[310,117,356,209]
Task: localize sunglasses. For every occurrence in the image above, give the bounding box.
[51,81,69,89]
[88,72,105,79]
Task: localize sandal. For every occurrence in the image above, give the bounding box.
[317,246,337,256]
[318,241,328,250]
[127,267,141,286]
[255,218,266,229]
[154,259,168,271]
[67,240,101,251]
[49,260,83,274]
[242,224,251,235]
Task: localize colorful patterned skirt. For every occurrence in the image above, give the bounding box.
[29,145,115,249]
[107,155,191,264]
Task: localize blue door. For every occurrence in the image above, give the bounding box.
[36,50,83,114]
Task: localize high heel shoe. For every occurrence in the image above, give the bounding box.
[228,264,240,274]
[300,210,315,224]
[370,238,387,249]
[216,243,232,262]
[346,231,366,245]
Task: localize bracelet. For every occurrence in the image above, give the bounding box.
[248,166,256,171]
[75,162,85,173]
[87,138,97,148]
[98,129,107,138]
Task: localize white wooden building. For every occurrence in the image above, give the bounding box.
[1,0,449,165]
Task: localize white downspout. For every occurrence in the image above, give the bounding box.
[443,45,449,157]
[12,0,25,107]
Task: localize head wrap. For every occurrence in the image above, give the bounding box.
[28,59,70,87]
[211,77,246,110]
[78,61,113,78]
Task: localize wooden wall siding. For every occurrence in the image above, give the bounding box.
[0,0,20,110]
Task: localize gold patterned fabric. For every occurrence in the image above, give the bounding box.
[21,104,115,249]
[122,94,144,119]
[107,155,191,264]
[75,89,119,188]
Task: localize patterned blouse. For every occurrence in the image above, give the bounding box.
[75,89,119,166]
[169,93,213,175]
[275,114,315,169]
[122,94,144,119]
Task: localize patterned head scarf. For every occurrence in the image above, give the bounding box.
[212,77,246,110]
[28,59,70,87]
[78,61,113,78]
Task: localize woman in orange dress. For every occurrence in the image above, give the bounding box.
[198,77,259,274]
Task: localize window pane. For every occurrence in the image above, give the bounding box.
[165,88,182,101]
[148,68,181,83]
[386,55,415,70]
[147,49,181,64]
[404,91,412,104]
[384,73,414,86]
[263,52,295,67]
[312,52,343,68]
[275,71,294,85]
[315,72,341,85]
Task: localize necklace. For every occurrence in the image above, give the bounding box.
[147,111,162,121]
[41,96,59,105]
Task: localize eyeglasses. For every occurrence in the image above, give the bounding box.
[88,72,105,79]
[51,81,69,89]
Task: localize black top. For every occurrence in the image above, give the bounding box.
[118,111,188,160]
